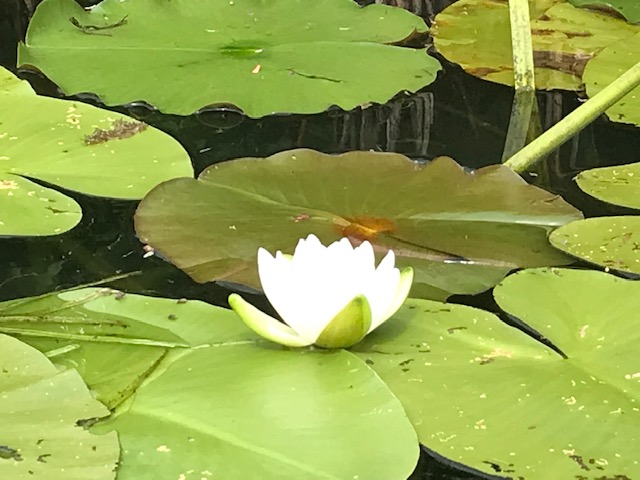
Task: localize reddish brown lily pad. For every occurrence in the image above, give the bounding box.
[431,0,638,90]
[135,149,582,300]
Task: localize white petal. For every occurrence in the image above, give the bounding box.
[350,241,376,277]
[255,236,410,345]
[374,267,414,330]
[257,247,292,311]
[321,240,373,303]
[257,247,307,334]
[326,236,355,259]
[292,234,324,264]
[358,250,402,331]
[257,237,354,343]
[313,239,372,322]
[376,248,397,274]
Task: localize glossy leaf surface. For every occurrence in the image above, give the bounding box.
[432,0,637,90]
[135,149,582,300]
[1,288,419,480]
[18,0,440,117]
[0,67,193,236]
[0,334,119,480]
[576,161,640,209]
[352,268,640,479]
[583,31,640,126]
[549,216,640,274]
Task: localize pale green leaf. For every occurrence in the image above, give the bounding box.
[0,334,119,480]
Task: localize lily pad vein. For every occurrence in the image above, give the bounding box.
[128,408,345,480]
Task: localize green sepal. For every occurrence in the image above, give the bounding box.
[315,295,372,349]
[228,293,312,347]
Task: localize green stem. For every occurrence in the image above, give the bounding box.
[505,60,640,173]
[502,0,536,161]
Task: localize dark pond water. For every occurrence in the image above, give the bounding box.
[1,1,639,478]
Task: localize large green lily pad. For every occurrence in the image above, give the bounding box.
[18,0,440,117]
[0,67,193,236]
[98,346,419,480]
[549,216,640,273]
[135,149,582,300]
[431,0,638,90]
[575,161,640,208]
[0,288,190,408]
[0,334,119,480]
[569,0,640,23]
[2,288,419,480]
[352,267,640,479]
[583,31,640,126]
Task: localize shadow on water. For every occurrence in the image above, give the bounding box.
[1,0,640,478]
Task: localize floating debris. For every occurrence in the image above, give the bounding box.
[84,119,147,145]
[142,244,155,258]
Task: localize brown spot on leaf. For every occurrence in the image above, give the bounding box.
[338,216,396,241]
[45,206,68,214]
[531,28,555,35]
[468,66,503,77]
[0,445,22,461]
[84,119,147,145]
[447,326,467,334]
[564,31,592,39]
[533,50,593,77]
[569,454,590,471]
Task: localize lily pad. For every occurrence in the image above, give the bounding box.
[549,216,640,273]
[135,149,582,301]
[352,267,640,479]
[97,346,419,480]
[575,161,640,208]
[582,31,640,125]
[569,0,640,23]
[0,333,119,480]
[431,0,638,90]
[3,288,419,480]
[0,67,193,236]
[0,287,191,408]
[17,0,441,117]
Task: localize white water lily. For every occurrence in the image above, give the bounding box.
[228,234,413,349]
